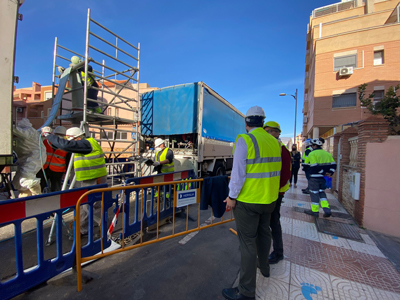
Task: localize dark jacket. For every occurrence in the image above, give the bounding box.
[200,176,229,218]
[291,151,301,169]
[46,134,92,155]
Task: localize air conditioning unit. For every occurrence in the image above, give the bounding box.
[303,116,308,124]
[339,67,354,77]
[16,107,23,113]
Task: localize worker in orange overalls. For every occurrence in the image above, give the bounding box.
[37,126,69,192]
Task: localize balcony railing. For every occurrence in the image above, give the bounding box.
[312,0,358,18]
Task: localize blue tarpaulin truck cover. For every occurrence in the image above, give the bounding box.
[141,82,245,143]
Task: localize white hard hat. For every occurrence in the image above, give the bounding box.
[246,106,265,118]
[154,138,164,147]
[66,127,84,140]
[71,56,81,64]
[54,126,67,136]
[310,138,323,146]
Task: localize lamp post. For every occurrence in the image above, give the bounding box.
[279,89,298,147]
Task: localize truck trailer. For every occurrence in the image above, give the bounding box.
[140,82,246,177]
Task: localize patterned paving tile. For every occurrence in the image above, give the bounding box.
[292,219,319,242]
[361,233,377,245]
[318,232,351,249]
[373,288,400,300]
[323,243,400,293]
[347,239,385,258]
[256,272,290,300]
[289,284,333,300]
[330,275,377,300]
[290,264,334,299]
[270,259,291,284]
[280,217,293,236]
[289,236,328,274]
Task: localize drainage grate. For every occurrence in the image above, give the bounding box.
[315,218,363,242]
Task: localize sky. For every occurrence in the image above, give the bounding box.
[14,0,336,138]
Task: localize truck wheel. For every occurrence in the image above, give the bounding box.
[212,161,226,176]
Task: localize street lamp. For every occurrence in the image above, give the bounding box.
[279,89,298,147]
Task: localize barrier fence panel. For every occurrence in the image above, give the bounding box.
[121,170,196,239]
[0,184,113,300]
[75,175,235,292]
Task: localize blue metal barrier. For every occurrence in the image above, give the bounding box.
[0,184,115,300]
[122,170,196,238]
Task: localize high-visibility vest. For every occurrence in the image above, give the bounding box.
[81,71,95,86]
[234,128,282,204]
[43,139,67,172]
[156,147,174,173]
[279,141,290,193]
[305,148,336,178]
[74,138,107,181]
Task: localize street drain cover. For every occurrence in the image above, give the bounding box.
[315,218,363,242]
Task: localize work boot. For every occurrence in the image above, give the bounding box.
[304,209,319,218]
[268,252,284,264]
[323,212,332,218]
[302,189,310,194]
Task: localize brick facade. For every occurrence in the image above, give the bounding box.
[334,116,390,225]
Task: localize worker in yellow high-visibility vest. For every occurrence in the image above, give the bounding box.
[222,106,282,300]
[263,121,291,266]
[42,127,107,234]
[153,138,174,174]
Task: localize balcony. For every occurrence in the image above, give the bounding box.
[312,0,358,18]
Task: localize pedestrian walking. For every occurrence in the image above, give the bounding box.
[222,106,282,300]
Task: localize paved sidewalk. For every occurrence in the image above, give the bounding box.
[253,174,400,300]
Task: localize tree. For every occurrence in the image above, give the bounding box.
[358,83,400,134]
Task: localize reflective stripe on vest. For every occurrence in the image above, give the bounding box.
[235,127,282,204]
[156,147,174,173]
[43,139,67,172]
[279,141,290,193]
[81,71,95,86]
[74,137,107,181]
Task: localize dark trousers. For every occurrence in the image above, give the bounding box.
[37,169,64,192]
[233,200,276,298]
[290,167,300,184]
[309,177,331,214]
[270,194,284,256]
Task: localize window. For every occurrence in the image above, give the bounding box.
[101,131,113,139]
[116,132,127,140]
[90,132,97,138]
[374,50,384,65]
[44,92,52,100]
[107,108,112,115]
[115,108,119,117]
[47,108,51,116]
[332,93,357,108]
[334,54,357,71]
[373,90,384,104]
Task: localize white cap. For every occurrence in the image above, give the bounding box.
[246,106,265,118]
[154,138,164,147]
[54,126,67,136]
[66,127,84,140]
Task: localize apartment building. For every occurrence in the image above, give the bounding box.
[302,0,400,140]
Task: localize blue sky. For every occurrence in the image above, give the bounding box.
[15,0,336,138]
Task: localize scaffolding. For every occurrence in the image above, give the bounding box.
[51,9,142,185]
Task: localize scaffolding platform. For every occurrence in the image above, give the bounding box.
[58,111,137,125]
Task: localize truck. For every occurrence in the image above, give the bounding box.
[140,82,246,177]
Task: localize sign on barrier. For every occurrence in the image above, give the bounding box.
[0,184,114,300]
[177,189,197,208]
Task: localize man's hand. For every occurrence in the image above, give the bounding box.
[224,197,236,211]
[41,126,52,137]
[153,161,161,167]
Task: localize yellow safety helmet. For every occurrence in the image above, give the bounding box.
[263,121,281,132]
